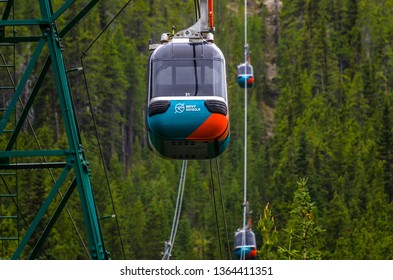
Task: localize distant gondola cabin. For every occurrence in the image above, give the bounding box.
[237,62,254,88]
[234,229,257,260]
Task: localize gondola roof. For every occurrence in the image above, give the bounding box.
[150,39,225,61]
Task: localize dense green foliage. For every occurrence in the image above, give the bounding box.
[1,0,392,260]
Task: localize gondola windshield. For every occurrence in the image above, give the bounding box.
[234,229,256,249]
[237,63,253,75]
[152,59,225,98]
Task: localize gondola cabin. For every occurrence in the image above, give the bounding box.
[146,35,230,159]
[234,228,257,260]
[237,62,254,88]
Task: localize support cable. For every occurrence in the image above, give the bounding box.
[241,0,249,261]
[79,0,134,260]
[162,160,188,260]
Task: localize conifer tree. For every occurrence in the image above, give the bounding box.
[257,203,278,260]
[278,178,324,260]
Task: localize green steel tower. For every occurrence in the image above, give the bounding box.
[0,0,107,260]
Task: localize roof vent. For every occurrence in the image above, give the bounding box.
[160,33,169,43]
[206,32,214,42]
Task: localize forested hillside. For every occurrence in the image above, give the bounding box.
[1,0,392,260]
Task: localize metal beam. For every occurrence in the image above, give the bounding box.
[0,19,47,26]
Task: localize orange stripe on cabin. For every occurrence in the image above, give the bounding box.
[187,113,229,141]
[248,249,257,258]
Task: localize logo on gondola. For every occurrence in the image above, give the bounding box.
[175,103,185,113]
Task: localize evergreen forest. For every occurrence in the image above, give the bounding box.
[0,0,392,260]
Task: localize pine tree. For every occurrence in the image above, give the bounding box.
[257,203,278,260]
[278,178,324,260]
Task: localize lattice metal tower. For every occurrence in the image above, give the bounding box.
[0,0,107,259]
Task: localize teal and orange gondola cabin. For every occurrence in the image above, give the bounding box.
[146,36,230,159]
[237,62,254,88]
